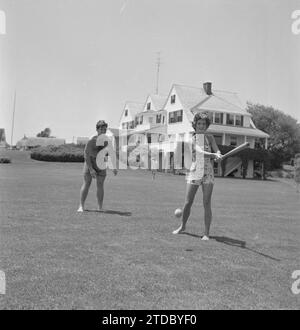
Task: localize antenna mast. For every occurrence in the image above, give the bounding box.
[11,90,16,148]
[155,52,161,95]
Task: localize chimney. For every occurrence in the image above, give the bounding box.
[203,82,212,95]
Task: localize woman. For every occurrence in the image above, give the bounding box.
[173,112,222,240]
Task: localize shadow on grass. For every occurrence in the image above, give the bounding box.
[85,209,132,216]
[183,233,280,262]
[211,236,246,248]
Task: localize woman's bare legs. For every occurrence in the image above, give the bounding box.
[172,183,199,234]
[201,183,214,239]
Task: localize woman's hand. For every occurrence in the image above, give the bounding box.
[213,153,222,160]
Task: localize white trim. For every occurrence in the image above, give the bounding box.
[250,118,257,129]
[222,133,226,145]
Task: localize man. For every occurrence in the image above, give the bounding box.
[77,120,117,212]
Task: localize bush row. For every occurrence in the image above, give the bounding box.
[267,169,294,179]
[0,157,11,163]
[30,144,84,162]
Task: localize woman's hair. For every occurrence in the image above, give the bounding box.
[192,112,211,131]
[96,120,108,130]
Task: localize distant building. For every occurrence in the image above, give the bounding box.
[16,136,66,150]
[76,137,89,145]
[0,128,9,148]
[119,82,270,178]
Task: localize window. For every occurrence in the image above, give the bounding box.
[226,114,234,125]
[156,114,162,123]
[171,95,176,104]
[158,134,165,142]
[213,162,219,175]
[140,116,143,124]
[122,123,126,129]
[169,110,183,124]
[176,110,183,122]
[255,138,264,149]
[213,135,222,145]
[135,117,139,126]
[169,112,175,123]
[235,115,243,126]
[125,109,128,117]
[147,102,151,110]
[214,112,223,124]
[230,136,237,146]
[129,121,134,129]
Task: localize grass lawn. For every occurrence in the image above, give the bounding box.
[0,150,300,309]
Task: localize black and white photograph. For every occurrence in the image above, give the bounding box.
[0,0,300,314]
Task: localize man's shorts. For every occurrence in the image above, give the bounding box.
[83,162,106,177]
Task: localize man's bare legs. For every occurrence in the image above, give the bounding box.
[172,183,199,234]
[96,175,106,211]
[77,172,92,212]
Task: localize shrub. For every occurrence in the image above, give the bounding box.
[30,144,85,162]
[0,157,11,163]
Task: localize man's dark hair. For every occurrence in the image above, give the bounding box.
[96,120,108,130]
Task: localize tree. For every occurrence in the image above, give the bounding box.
[247,102,300,169]
[37,128,52,138]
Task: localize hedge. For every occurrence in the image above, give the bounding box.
[0,157,11,163]
[30,144,85,162]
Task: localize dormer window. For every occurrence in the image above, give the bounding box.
[226,114,234,125]
[125,109,128,117]
[214,112,223,124]
[171,95,176,104]
[235,115,243,126]
[147,102,151,110]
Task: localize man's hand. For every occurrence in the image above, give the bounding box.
[90,169,97,178]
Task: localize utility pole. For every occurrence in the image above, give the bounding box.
[155,52,161,95]
[11,90,16,148]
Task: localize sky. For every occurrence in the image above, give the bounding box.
[0,0,300,144]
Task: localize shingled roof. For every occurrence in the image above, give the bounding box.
[170,84,249,121]
[149,94,168,111]
[124,101,144,116]
[207,124,269,138]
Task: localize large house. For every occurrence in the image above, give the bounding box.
[16,136,66,150]
[119,82,269,178]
